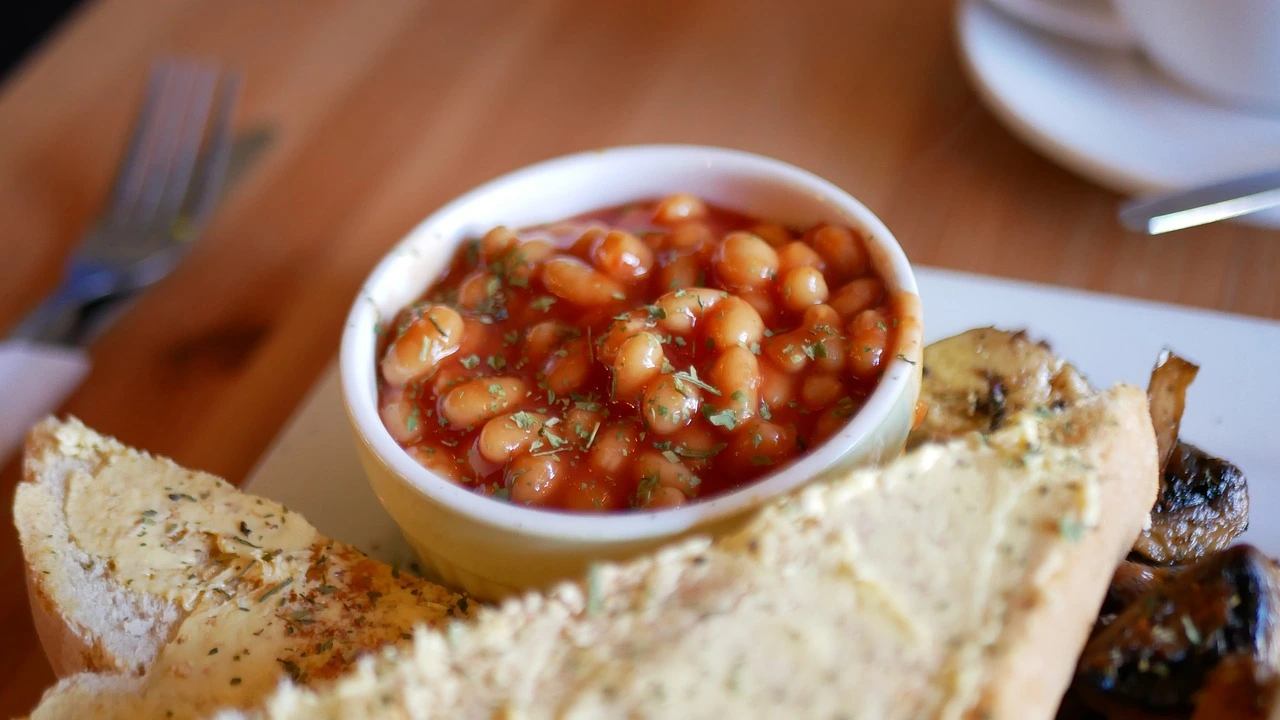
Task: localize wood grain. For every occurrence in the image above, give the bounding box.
[1,0,1277,714]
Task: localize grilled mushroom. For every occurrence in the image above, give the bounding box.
[908,328,1093,448]
[1190,654,1279,720]
[1074,545,1280,717]
[1134,441,1250,565]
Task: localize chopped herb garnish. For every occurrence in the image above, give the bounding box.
[511,411,539,430]
[671,368,721,396]
[674,443,727,459]
[1058,518,1086,542]
[257,578,293,603]
[583,422,601,450]
[705,407,738,430]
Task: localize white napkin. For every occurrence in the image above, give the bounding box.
[0,340,90,465]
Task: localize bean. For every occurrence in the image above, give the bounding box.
[779,266,829,312]
[432,365,469,394]
[634,450,700,494]
[570,227,605,259]
[814,398,861,442]
[439,376,527,429]
[613,332,665,401]
[558,479,624,512]
[480,226,518,263]
[523,321,575,363]
[456,316,500,357]
[591,229,654,282]
[541,256,627,306]
[776,241,826,275]
[704,296,765,350]
[848,308,889,379]
[380,386,424,444]
[656,253,700,291]
[507,454,564,506]
[565,408,604,446]
[653,193,707,226]
[801,374,846,409]
[381,305,464,386]
[646,486,688,509]
[713,232,779,290]
[655,287,727,334]
[597,312,653,364]
[811,225,869,281]
[761,331,810,373]
[477,411,549,464]
[543,338,591,394]
[589,420,641,475]
[707,346,761,427]
[749,222,793,247]
[499,239,554,287]
[668,222,714,253]
[641,376,701,434]
[738,290,779,328]
[731,419,798,470]
[668,422,726,471]
[758,359,797,408]
[829,277,884,320]
[405,443,463,483]
[761,304,841,373]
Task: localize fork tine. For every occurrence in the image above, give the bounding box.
[148,63,218,236]
[180,71,241,237]
[103,62,172,230]
[127,60,199,235]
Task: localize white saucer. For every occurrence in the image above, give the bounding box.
[957,0,1280,228]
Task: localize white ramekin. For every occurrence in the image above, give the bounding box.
[340,145,923,600]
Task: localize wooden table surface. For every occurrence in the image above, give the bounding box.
[1,0,1277,714]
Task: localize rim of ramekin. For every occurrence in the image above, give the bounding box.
[340,144,921,544]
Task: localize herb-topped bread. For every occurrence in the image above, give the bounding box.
[15,418,471,720]
[218,385,1156,720]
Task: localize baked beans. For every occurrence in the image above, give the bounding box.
[376,195,903,511]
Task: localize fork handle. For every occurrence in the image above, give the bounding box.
[0,340,91,466]
[9,264,119,344]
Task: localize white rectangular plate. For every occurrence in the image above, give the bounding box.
[244,266,1280,566]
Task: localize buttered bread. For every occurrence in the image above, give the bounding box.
[16,418,471,720]
[220,385,1157,720]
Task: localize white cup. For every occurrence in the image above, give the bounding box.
[987,0,1280,113]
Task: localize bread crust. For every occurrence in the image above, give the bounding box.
[977,385,1159,718]
[16,418,178,679]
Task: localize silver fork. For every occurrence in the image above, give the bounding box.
[0,60,240,463]
[10,59,240,345]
